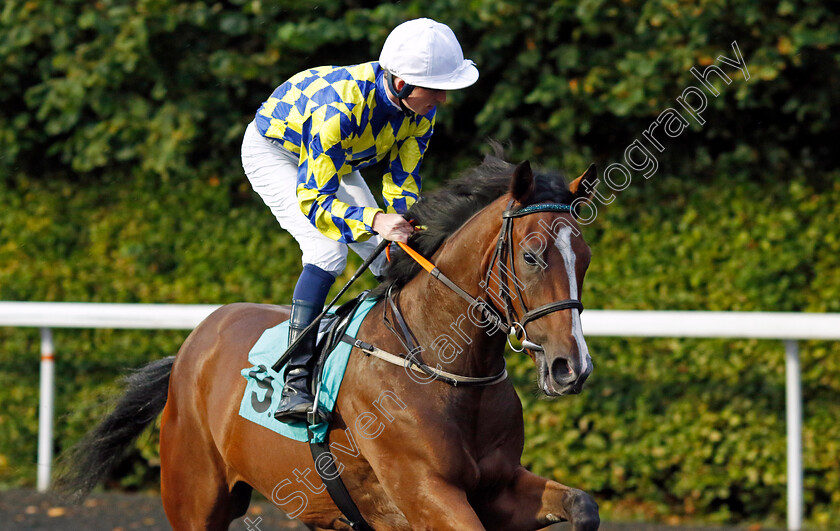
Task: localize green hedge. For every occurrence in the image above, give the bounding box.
[2,0,839,528]
[2,169,839,528]
[3,0,839,183]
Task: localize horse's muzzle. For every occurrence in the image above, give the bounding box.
[538,351,593,396]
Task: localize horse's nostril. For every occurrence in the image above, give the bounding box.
[551,357,573,383]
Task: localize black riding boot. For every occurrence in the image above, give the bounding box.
[274,299,320,422]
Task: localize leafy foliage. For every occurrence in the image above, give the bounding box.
[1,0,838,528]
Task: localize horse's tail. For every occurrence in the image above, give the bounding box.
[54,355,175,502]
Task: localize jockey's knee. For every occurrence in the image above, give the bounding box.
[299,245,347,276]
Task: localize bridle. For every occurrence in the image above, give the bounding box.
[372,200,584,386]
[488,200,584,352]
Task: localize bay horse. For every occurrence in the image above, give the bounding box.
[56,153,600,530]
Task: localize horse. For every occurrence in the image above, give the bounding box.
[56,152,601,530]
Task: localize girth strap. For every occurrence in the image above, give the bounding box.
[308,432,374,531]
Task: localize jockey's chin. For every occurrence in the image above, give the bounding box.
[404,87,446,115]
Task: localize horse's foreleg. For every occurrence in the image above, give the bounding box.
[376,469,486,530]
[409,484,487,530]
[483,467,599,531]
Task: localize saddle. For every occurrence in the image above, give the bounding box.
[306,291,371,409]
[238,292,377,443]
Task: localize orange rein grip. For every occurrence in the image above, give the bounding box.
[396,241,436,273]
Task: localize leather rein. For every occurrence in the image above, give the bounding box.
[353,200,584,387]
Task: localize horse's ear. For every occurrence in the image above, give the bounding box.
[569,164,597,202]
[510,160,535,204]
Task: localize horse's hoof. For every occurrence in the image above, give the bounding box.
[567,489,599,531]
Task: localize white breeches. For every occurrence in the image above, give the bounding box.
[241,120,387,277]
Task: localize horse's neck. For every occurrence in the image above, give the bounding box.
[397,198,509,377]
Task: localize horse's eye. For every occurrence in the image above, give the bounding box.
[523,252,539,266]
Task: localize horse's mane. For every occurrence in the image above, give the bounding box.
[370,144,574,296]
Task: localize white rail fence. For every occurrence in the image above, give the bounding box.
[2,302,840,531]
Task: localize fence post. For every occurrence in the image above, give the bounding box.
[785,339,803,531]
[37,327,55,492]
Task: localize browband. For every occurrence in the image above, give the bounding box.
[504,203,574,218]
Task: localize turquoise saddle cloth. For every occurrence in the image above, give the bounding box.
[238,297,377,442]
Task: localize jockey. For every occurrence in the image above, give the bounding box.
[241,18,479,421]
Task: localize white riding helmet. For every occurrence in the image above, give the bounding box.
[379,18,479,91]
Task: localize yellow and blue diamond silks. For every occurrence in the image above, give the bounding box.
[254,62,434,243]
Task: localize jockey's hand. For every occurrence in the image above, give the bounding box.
[372,212,414,243]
